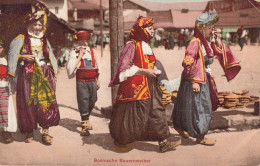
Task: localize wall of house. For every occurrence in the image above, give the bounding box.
[148,10,172,23]
[0,4,30,46]
[124,9,147,22]
[44,0,68,21]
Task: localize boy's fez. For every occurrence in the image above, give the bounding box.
[73,31,91,41]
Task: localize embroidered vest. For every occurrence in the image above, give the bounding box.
[116,41,156,102]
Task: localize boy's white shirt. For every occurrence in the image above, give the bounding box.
[119,41,161,82]
[66,46,98,79]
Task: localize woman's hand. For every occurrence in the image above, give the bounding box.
[21,54,36,62]
[136,68,156,77]
[212,29,222,48]
[145,69,157,77]
[192,82,200,93]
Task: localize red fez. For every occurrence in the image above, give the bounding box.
[73,31,91,41]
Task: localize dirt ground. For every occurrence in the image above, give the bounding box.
[0,44,260,166]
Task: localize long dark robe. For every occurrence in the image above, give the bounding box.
[172,73,212,138]
[109,76,170,145]
[17,64,60,133]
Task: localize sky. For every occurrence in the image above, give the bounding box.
[143,0,212,2]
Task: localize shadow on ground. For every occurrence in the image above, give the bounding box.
[79,132,194,153]
[58,104,104,118]
[59,118,81,134]
[0,127,42,144]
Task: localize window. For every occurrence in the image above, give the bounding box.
[55,7,59,14]
[240,13,248,17]
[181,9,189,13]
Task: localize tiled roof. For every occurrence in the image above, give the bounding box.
[215,8,260,28]
[147,10,201,29]
[170,10,201,28]
[128,0,208,11]
[69,0,109,10]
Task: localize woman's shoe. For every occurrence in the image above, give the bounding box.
[80,121,91,136]
[42,129,52,145]
[81,120,93,131]
[173,126,190,138]
[25,132,33,143]
[196,137,216,146]
[114,141,131,152]
[2,131,13,144]
[159,139,181,153]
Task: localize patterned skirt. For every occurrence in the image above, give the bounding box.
[0,87,9,128]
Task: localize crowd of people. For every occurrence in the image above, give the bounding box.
[1,3,242,154]
[148,26,250,52]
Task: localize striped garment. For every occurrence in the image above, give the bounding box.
[0,87,9,127]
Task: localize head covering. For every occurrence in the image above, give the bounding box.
[23,3,49,61]
[129,16,154,43]
[196,12,218,30]
[24,3,48,32]
[194,11,219,58]
[73,31,91,41]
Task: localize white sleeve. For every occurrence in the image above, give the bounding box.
[66,51,80,79]
[153,66,161,75]
[119,65,139,82]
[241,30,247,38]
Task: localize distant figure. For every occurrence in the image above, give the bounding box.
[154,30,162,47]
[58,47,70,67]
[164,39,169,50]
[102,35,107,48]
[226,32,231,45]
[221,28,229,46]
[168,33,174,50]
[91,33,97,48]
[178,29,185,49]
[184,29,191,48]
[237,25,247,51]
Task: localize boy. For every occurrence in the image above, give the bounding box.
[66,31,100,136]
